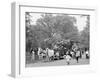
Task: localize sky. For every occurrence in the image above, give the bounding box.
[29,13,88,32]
[70,15,88,31]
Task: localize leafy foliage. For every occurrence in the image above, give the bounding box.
[26,13,90,51]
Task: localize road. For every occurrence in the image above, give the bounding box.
[26,58,89,67]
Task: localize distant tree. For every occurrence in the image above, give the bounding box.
[25,12,35,51]
[36,14,79,40]
[80,16,90,49]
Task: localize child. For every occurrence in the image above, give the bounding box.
[66,54,71,65]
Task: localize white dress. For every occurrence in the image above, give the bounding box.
[32,51,35,60]
[66,55,71,62]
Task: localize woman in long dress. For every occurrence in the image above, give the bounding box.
[31,51,35,61]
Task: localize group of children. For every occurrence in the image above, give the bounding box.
[65,50,89,65]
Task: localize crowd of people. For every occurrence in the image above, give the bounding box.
[29,40,89,65]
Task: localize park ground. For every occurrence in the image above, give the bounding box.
[26,58,89,67]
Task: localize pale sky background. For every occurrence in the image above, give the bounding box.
[29,13,88,31]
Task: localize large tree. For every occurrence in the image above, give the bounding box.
[35,14,79,39]
[26,13,80,50]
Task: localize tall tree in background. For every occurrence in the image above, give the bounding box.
[80,16,90,49]
[26,12,37,51]
[35,14,79,40]
[35,14,79,47]
[26,13,81,51]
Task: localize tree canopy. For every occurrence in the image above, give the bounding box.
[26,13,90,51]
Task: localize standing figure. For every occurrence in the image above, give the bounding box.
[76,50,80,63]
[31,50,35,62]
[86,50,89,59]
[65,54,71,65]
[70,51,75,59]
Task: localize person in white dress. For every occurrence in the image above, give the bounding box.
[31,51,35,61]
[66,54,71,65]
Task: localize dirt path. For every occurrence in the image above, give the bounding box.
[26,58,89,67]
